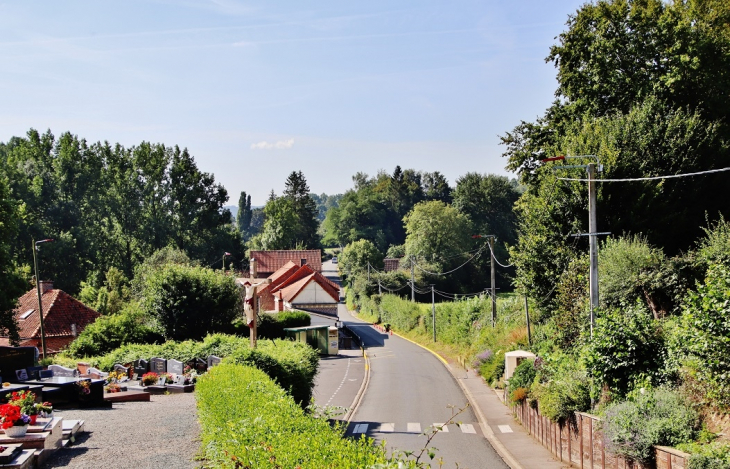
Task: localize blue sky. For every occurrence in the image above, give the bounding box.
[1,0,585,206]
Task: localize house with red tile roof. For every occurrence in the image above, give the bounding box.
[0,281,101,357]
[249,250,322,278]
[384,258,401,272]
[269,264,340,316]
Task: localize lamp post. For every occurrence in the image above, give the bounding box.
[222,252,231,271]
[32,238,54,359]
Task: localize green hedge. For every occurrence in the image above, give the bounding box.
[255,311,312,339]
[224,339,319,406]
[197,363,389,468]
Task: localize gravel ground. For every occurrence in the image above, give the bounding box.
[42,393,201,469]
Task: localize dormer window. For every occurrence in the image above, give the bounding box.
[20,309,34,319]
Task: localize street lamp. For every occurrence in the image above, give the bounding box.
[222,252,231,271]
[32,238,54,359]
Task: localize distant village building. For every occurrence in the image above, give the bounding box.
[383,258,401,272]
[1,281,101,357]
[238,255,340,317]
[249,250,322,278]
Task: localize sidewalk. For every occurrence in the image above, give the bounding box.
[451,366,568,469]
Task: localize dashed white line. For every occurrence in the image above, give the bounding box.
[325,357,351,406]
[407,422,421,433]
[353,423,369,433]
[459,423,476,434]
[498,425,513,433]
[378,423,395,432]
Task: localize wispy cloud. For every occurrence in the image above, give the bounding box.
[250,139,294,150]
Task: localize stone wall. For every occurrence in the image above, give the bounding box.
[513,400,690,469]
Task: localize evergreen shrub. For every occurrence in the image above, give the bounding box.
[196,363,389,468]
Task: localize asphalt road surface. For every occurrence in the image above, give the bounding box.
[322,260,509,469]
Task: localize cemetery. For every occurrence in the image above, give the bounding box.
[0,345,222,468]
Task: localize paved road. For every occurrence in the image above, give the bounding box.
[321,260,509,469]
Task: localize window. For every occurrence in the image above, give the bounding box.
[20,309,34,319]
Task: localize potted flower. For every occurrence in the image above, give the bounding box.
[105,383,121,393]
[0,404,30,437]
[141,372,159,386]
[35,402,53,419]
[8,391,37,425]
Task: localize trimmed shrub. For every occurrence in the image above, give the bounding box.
[66,305,163,357]
[196,363,389,468]
[531,371,591,425]
[507,359,536,403]
[601,388,700,465]
[225,339,319,407]
[256,311,313,339]
[678,441,730,469]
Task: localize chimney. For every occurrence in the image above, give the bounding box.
[250,258,257,278]
[39,280,54,294]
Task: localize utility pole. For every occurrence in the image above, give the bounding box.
[524,291,531,345]
[541,155,605,339]
[488,235,496,327]
[368,263,371,283]
[378,280,382,295]
[587,163,599,338]
[411,259,415,302]
[32,238,54,359]
[431,285,436,343]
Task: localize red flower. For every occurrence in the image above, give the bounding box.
[0,404,22,429]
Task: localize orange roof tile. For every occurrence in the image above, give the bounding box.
[250,250,322,275]
[9,287,100,344]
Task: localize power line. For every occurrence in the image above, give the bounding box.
[413,244,486,276]
[485,240,514,268]
[558,166,730,182]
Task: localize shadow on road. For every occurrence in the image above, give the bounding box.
[345,323,390,347]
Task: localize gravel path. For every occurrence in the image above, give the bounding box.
[43,393,201,468]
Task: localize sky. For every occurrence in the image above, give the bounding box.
[0,0,586,206]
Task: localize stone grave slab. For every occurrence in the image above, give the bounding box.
[149,357,166,374]
[207,355,221,368]
[188,358,207,374]
[167,359,184,376]
[133,359,149,378]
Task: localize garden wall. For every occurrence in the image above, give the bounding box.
[512,400,690,469]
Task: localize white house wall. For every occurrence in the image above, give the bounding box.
[291,281,336,304]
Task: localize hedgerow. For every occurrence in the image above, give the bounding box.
[196,363,390,468]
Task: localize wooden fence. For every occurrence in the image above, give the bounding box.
[512,399,690,469]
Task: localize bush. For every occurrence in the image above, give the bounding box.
[255,311,312,339]
[225,339,319,407]
[140,264,240,341]
[678,441,730,469]
[66,304,163,357]
[478,350,505,385]
[582,304,667,399]
[602,388,700,465]
[531,371,591,425]
[507,359,536,403]
[196,363,389,468]
[671,264,730,409]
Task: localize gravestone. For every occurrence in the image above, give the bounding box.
[150,357,166,374]
[167,359,184,376]
[48,364,75,377]
[187,358,207,374]
[156,376,167,386]
[174,375,186,385]
[207,355,221,368]
[0,346,36,382]
[113,363,129,374]
[26,366,43,380]
[134,359,149,377]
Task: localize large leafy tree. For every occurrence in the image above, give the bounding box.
[502,0,730,304]
[0,176,26,344]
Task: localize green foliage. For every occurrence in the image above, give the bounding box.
[196,363,390,468]
[679,441,730,469]
[225,339,319,406]
[256,311,311,340]
[552,255,589,347]
[340,239,384,279]
[404,200,473,268]
[66,304,163,357]
[697,216,730,267]
[478,350,505,385]
[599,236,664,309]
[672,264,730,409]
[602,388,700,465]
[507,359,537,402]
[583,305,667,399]
[531,369,590,425]
[0,176,25,344]
[140,264,240,341]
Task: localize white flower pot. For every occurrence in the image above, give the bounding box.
[4,424,28,438]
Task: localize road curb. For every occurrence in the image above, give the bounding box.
[389,329,524,469]
[342,326,371,423]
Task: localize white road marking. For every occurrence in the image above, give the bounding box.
[353,424,369,433]
[407,422,421,433]
[325,357,351,406]
[498,425,513,433]
[433,423,448,432]
[378,423,395,432]
[459,424,476,434]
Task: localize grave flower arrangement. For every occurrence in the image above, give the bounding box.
[8,391,37,416]
[0,404,30,429]
[141,372,159,386]
[35,402,52,418]
[105,383,121,393]
[76,379,91,400]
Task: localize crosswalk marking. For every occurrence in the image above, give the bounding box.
[353,423,369,433]
[433,423,449,432]
[407,422,421,433]
[378,423,394,432]
[498,425,513,433]
[459,423,476,434]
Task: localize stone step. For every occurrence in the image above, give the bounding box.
[104,389,150,403]
[0,449,33,469]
